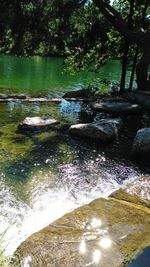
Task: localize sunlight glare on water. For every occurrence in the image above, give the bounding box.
[0,56,146,256]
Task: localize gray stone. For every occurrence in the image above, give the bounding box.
[69,118,123,141]
[92,102,142,114]
[131,128,150,155]
[18,117,58,133]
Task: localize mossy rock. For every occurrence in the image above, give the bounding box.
[110,176,150,208]
[16,196,150,267]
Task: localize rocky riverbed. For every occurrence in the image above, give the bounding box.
[16,176,150,267]
[0,89,150,266]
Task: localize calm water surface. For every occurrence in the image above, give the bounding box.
[0,55,133,96]
[0,56,148,255]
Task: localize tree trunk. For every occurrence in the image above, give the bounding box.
[136,46,150,91]
[120,0,135,92]
[93,0,150,91]
[120,41,129,92]
[129,0,149,91]
[129,45,139,91]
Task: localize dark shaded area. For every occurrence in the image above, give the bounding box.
[126,247,150,267]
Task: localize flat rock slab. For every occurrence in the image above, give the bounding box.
[110,176,150,208]
[18,117,58,133]
[16,196,150,267]
[92,102,142,114]
[0,97,62,103]
[69,118,123,142]
[131,128,150,156]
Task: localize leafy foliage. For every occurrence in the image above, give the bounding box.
[0,0,149,75]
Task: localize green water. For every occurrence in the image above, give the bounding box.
[0,55,132,96]
[0,55,145,256]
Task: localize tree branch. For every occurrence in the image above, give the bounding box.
[93,0,149,44]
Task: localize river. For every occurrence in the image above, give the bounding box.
[0,56,149,255]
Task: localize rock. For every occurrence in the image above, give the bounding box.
[110,176,150,208]
[0,94,27,99]
[92,102,142,115]
[16,196,150,267]
[69,118,123,142]
[7,94,27,99]
[63,88,98,100]
[134,91,150,112]
[0,93,8,99]
[18,117,58,133]
[131,128,150,156]
[0,97,62,103]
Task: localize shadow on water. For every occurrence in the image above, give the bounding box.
[126,247,150,267]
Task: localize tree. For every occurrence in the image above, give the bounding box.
[129,0,149,91]
[119,0,135,92]
[65,1,111,73]
[93,0,150,91]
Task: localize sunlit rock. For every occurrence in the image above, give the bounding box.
[16,196,150,267]
[18,117,58,133]
[99,237,112,249]
[91,218,102,228]
[131,128,150,156]
[92,102,142,115]
[69,118,123,142]
[93,249,101,264]
[0,93,8,99]
[110,176,150,208]
[79,240,86,254]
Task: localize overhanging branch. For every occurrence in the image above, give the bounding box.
[93,0,149,44]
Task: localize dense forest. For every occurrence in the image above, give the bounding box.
[0,0,149,91]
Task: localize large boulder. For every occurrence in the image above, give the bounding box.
[18,117,58,133]
[69,118,123,142]
[131,128,150,156]
[92,102,142,115]
[16,194,150,267]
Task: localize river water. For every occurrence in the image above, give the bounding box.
[0,56,149,255]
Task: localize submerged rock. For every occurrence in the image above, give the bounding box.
[16,195,150,267]
[131,128,150,156]
[69,118,123,142]
[92,102,142,115]
[18,117,58,133]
